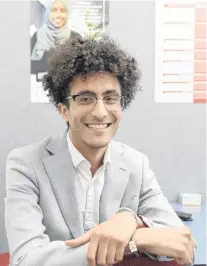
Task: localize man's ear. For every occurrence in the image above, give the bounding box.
[58,103,69,123]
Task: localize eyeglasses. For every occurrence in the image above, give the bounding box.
[65,94,126,111]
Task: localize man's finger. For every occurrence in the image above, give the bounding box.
[114,240,125,263]
[176,246,192,265]
[106,240,118,265]
[65,229,92,247]
[96,237,110,266]
[87,234,99,266]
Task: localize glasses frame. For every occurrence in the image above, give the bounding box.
[64,94,127,110]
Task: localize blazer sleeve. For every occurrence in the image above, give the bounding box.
[137,155,196,266]
[4,150,89,266]
[138,155,183,227]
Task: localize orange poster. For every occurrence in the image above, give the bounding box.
[155,1,207,103]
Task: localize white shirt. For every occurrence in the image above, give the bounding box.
[67,134,111,232]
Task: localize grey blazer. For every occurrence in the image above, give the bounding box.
[5,132,184,266]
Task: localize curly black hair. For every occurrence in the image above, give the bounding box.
[43,36,141,109]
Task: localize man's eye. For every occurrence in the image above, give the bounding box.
[78,96,94,103]
[105,96,119,103]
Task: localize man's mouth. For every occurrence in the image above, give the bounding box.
[85,123,112,129]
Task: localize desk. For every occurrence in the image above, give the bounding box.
[171,202,206,265]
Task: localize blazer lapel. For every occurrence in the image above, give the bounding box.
[43,133,84,239]
[99,142,130,223]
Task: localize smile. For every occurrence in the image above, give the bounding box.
[85,123,112,130]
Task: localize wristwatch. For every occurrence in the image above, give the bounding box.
[117,207,141,257]
[128,237,140,257]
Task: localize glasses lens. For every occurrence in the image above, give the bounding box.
[104,96,125,111]
[75,95,95,105]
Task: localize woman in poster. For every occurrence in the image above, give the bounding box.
[31,0,80,75]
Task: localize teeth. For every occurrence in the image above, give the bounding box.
[87,124,108,129]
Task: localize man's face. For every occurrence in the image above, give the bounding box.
[49,1,68,28]
[60,72,122,150]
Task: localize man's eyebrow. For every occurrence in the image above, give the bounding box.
[75,90,96,96]
[103,90,120,95]
[74,89,119,96]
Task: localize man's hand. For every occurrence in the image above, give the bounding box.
[65,211,138,266]
[133,226,195,265]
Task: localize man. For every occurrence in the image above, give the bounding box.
[5,37,195,266]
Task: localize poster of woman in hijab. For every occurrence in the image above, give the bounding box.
[30,0,109,103]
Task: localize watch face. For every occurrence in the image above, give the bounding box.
[129,240,137,253]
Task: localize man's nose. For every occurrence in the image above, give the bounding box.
[91,99,108,119]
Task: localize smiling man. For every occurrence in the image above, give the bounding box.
[5,37,195,266]
[58,72,123,175]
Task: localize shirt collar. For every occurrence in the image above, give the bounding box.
[67,133,111,169]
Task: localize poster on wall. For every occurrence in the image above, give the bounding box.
[30,0,109,103]
[155,0,207,103]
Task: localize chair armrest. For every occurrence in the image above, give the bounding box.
[0,252,180,266]
[115,254,179,266]
[0,253,10,266]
